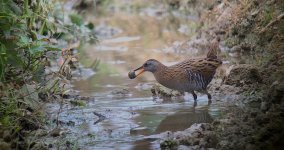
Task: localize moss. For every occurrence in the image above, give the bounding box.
[151,83,182,98]
[70,100,86,107]
[231,26,239,36]
[261,7,273,26]
[160,140,178,150]
[225,37,240,48]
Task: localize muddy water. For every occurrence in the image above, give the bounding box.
[46,2,227,150]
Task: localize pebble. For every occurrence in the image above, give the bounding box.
[128,71,136,79]
[50,128,68,137]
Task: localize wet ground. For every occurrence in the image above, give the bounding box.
[44,1,232,149]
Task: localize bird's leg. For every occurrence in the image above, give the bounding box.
[203,90,212,102]
[193,100,197,107]
[191,91,197,101]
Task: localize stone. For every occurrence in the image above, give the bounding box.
[50,127,68,137]
[30,142,48,150]
[178,145,191,150]
[110,88,130,95]
[223,64,262,86]
[151,83,182,97]
[260,101,269,112]
[130,127,151,135]
[229,45,242,53]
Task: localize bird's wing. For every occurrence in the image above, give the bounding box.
[172,58,222,88]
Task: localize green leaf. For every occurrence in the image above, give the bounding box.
[28,43,45,54]
[8,0,22,15]
[20,36,30,44]
[45,21,55,34]
[20,84,40,110]
[38,20,46,35]
[30,30,38,41]
[0,43,7,81]
[16,35,31,48]
[0,12,13,18]
[33,64,45,83]
[6,50,24,68]
[0,42,7,54]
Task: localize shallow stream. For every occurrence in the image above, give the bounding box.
[45,1,230,149]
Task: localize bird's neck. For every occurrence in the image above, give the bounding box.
[152,63,168,83]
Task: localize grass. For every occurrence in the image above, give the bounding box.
[0,0,97,149]
[262,7,273,26]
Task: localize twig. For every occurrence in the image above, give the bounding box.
[56,84,66,127]
[93,112,106,125]
[260,13,284,33]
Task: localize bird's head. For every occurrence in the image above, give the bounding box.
[128,59,161,79]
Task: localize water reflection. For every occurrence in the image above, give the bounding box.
[155,108,213,133]
[68,1,223,149]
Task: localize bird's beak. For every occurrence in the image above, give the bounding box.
[134,66,145,77]
[128,66,145,79]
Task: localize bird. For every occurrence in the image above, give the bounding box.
[128,38,222,101]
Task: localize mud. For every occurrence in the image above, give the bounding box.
[18,0,284,149]
[160,0,284,149]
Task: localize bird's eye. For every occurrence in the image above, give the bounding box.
[143,63,149,67]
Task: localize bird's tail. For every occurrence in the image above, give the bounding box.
[207,37,220,59]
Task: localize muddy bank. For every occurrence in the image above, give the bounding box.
[151,0,284,149]
[3,0,282,149]
[70,0,284,149]
[31,1,243,149]
[12,1,229,149]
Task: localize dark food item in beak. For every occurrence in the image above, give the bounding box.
[129,66,144,79]
[128,71,136,79]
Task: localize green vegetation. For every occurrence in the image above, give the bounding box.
[262,7,273,26]
[0,0,58,82]
[0,0,56,131]
[160,140,178,150]
[0,0,96,148]
[70,100,86,107]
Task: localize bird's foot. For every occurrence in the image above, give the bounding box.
[208,99,212,105]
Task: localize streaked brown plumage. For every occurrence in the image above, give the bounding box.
[129,38,222,101]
